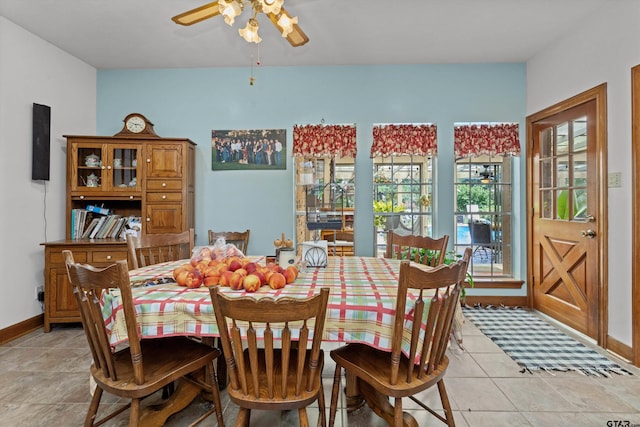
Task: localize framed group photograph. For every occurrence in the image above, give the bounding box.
[211,128,287,171]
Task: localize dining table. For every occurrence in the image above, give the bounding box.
[104,255,454,427]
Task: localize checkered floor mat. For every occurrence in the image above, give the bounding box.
[463,307,633,377]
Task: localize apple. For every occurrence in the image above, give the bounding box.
[229,271,245,290]
[175,269,191,286]
[268,272,286,290]
[243,274,262,292]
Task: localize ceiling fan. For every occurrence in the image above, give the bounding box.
[172,0,309,47]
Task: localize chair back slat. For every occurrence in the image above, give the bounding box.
[63,250,144,384]
[208,229,250,254]
[386,231,449,267]
[390,247,471,386]
[210,287,329,406]
[126,229,194,270]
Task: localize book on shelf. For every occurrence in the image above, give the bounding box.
[89,216,107,239]
[71,209,90,240]
[81,217,101,239]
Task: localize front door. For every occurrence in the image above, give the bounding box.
[528,86,606,341]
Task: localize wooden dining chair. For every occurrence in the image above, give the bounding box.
[208,229,250,254]
[328,247,471,427]
[385,230,450,267]
[209,286,330,427]
[322,230,354,256]
[127,228,194,270]
[63,250,224,427]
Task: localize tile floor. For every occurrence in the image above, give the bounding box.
[1,316,640,427]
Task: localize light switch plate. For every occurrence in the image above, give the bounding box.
[608,172,622,188]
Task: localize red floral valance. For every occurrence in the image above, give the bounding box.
[292,124,357,157]
[370,124,437,157]
[454,123,520,157]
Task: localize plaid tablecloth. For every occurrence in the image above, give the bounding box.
[106,256,434,355]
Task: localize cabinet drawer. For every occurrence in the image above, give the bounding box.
[146,192,183,203]
[147,179,182,191]
[91,250,128,264]
[49,249,88,265]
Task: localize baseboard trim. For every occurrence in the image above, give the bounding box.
[0,314,44,345]
[464,295,529,307]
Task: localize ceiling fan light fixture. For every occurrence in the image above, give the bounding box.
[277,11,297,37]
[219,0,242,26]
[239,18,262,44]
[259,0,283,15]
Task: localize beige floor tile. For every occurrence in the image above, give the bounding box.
[447,349,489,378]
[471,351,524,377]
[460,334,503,353]
[540,376,638,412]
[493,377,576,412]
[446,377,517,412]
[462,410,532,427]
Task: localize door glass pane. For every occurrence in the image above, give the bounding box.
[112,148,138,189]
[574,189,587,219]
[541,190,553,219]
[556,122,569,155]
[572,151,587,187]
[556,156,569,188]
[541,128,553,157]
[556,189,571,220]
[541,159,552,187]
[573,116,587,151]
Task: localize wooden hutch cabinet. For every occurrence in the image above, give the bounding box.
[41,114,196,331]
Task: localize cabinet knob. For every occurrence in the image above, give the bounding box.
[106,165,112,170]
[101,165,106,170]
[106,255,112,260]
[146,217,151,222]
[147,158,151,163]
[162,182,167,187]
[162,195,167,200]
[130,195,134,199]
[80,195,85,200]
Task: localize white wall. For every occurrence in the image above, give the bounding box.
[526,0,640,346]
[0,17,96,330]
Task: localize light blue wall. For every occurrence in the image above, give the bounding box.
[97,63,526,284]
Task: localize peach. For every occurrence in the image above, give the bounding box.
[268,272,286,290]
[243,274,262,292]
[218,271,234,287]
[283,267,297,284]
[243,262,257,274]
[228,259,243,272]
[229,271,245,290]
[203,274,220,287]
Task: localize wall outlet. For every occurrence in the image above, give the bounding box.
[36,285,44,302]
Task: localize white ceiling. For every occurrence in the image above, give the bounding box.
[0,0,610,69]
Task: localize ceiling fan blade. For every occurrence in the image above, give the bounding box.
[172,1,220,26]
[267,7,309,47]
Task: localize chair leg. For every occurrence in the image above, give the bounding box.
[84,386,102,427]
[328,365,342,427]
[317,382,326,427]
[393,397,403,427]
[437,379,456,427]
[207,362,226,427]
[235,407,250,427]
[129,398,141,427]
[298,408,310,427]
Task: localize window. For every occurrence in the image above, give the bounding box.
[453,156,513,277]
[373,156,434,256]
